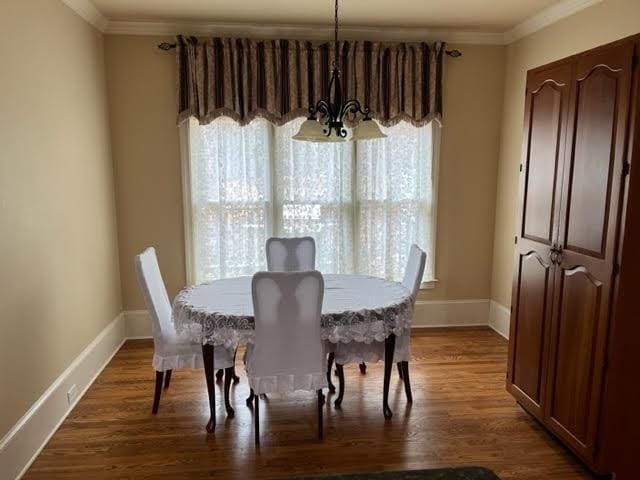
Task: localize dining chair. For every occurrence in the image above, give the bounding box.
[265,235,334,397]
[135,247,235,414]
[245,271,327,444]
[266,236,316,271]
[333,244,426,406]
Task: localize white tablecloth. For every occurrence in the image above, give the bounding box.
[173,274,413,349]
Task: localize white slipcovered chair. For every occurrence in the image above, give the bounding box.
[245,271,327,444]
[266,236,316,271]
[265,236,338,394]
[332,244,426,405]
[135,247,234,414]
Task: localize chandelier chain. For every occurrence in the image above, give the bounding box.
[333,0,339,69]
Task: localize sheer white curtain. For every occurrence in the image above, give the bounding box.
[275,119,354,274]
[356,122,434,282]
[186,117,436,285]
[190,117,272,281]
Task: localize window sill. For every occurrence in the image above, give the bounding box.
[420,279,439,290]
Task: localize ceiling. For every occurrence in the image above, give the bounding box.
[90,0,565,32]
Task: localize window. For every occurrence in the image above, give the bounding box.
[182,117,438,285]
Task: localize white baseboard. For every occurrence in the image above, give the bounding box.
[489,300,511,339]
[413,299,490,328]
[124,310,153,339]
[0,313,127,480]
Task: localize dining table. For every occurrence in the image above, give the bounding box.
[172,273,413,432]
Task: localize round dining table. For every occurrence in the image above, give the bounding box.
[172,273,413,432]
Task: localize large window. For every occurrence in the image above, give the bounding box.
[183,117,438,285]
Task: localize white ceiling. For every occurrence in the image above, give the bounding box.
[90,0,564,32]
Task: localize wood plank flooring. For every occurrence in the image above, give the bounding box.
[25,329,593,479]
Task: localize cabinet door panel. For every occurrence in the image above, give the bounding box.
[565,68,619,256]
[507,64,572,417]
[550,267,603,443]
[546,42,634,464]
[511,252,552,404]
[523,84,564,243]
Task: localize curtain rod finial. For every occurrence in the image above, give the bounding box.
[158,42,176,51]
[445,49,462,58]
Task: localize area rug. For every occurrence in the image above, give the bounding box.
[286,467,500,479]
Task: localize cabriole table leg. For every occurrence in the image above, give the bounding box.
[202,344,216,432]
[383,333,396,419]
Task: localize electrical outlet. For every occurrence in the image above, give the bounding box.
[67,384,78,405]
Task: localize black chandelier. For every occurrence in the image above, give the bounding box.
[293,0,387,142]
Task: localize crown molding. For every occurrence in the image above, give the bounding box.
[105,20,506,45]
[63,0,603,45]
[60,0,108,32]
[505,0,603,43]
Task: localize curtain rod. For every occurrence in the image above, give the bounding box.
[157,42,462,57]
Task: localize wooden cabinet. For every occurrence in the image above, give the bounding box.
[508,63,571,419]
[507,35,640,476]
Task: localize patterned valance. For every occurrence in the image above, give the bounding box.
[176,35,445,127]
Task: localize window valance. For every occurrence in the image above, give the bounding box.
[176,35,445,127]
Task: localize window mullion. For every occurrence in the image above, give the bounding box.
[352,140,359,275]
[268,122,281,238]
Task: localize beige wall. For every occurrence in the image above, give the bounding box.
[490,0,640,307]
[105,36,187,310]
[105,36,505,309]
[0,1,122,438]
[426,44,505,302]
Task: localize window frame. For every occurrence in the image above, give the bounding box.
[180,117,441,288]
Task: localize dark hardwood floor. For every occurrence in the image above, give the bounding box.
[24,328,592,479]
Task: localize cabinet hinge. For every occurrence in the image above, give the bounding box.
[519,164,523,172]
[514,236,518,244]
[622,161,631,177]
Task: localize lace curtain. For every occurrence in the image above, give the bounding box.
[187,117,435,284]
[191,118,271,279]
[274,121,354,275]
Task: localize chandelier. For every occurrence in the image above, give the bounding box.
[293,0,387,142]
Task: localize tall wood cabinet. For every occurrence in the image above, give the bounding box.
[507,34,640,476]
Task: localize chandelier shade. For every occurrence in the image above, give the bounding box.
[291,118,326,142]
[351,118,388,141]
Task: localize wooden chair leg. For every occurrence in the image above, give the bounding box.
[254,394,260,445]
[326,352,336,393]
[397,362,404,381]
[317,389,324,440]
[163,369,172,389]
[232,348,240,383]
[402,361,413,403]
[224,367,235,417]
[152,371,164,414]
[215,369,224,382]
[334,363,345,407]
[246,388,255,406]
[359,362,367,374]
